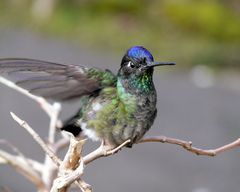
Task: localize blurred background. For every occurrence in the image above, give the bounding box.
[0,0,240,191]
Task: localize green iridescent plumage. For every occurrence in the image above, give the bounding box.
[86,68,117,87]
[0,46,175,148]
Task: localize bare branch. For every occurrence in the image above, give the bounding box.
[42,101,61,189]
[0,139,33,168]
[0,76,55,117]
[0,149,47,192]
[60,137,85,170]
[0,139,25,156]
[53,138,70,152]
[51,137,88,192]
[51,160,84,191]
[0,156,7,164]
[51,138,131,191]
[210,138,240,155]
[48,102,61,144]
[139,136,240,156]
[83,139,131,165]
[0,139,44,173]
[76,179,92,192]
[0,186,12,192]
[10,112,61,166]
[42,156,58,190]
[17,157,44,174]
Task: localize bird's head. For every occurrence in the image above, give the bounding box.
[118,46,175,78]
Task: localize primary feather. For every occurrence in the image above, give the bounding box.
[0,58,117,100]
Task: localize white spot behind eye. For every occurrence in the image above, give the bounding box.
[127,61,132,67]
[127,61,135,68]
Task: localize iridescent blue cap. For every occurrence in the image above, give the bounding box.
[127,46,175,68]
[127,46,154,62]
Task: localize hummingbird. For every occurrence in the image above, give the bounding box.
[0,46,175,148]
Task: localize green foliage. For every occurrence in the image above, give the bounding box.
[163,0,240,41]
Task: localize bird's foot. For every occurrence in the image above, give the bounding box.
[102,139,131,156]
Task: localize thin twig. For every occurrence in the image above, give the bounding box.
[0,186,12,192]
[10,112,61,166]
[17,156,44,174]
[53,138,70,152]
[0,76,54,117]
[42,155,58,190]
[0,139,33,169]
[42,102,61,189]
[0,139,25,156]
[0,156,7,164]
[0,139,43,173]
[76,179,92,192]
[83,139,131,165]
[0,139,44,173]
[48,102,61,144]
[0,149,47,192]
[139,136,240,156]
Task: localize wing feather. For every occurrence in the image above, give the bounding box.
[0,58,117,100]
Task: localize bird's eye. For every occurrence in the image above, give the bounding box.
[127,61,135,68]
[143,57,147,64]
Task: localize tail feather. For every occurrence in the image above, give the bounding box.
[61,114,82,137]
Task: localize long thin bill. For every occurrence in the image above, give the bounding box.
[151,61,176,67]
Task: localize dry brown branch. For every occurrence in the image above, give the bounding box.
[0,149,47,192]
[0,186,12,192]
[16,156,44,174]
[42,102,61,189]
[51,161,84,191]
[0,139,28,167]
[76,179,92,192]
[0,156,7,164]
[0,139,44,173]
[10,112,61,166]
[9,112,88,191]
[139,136,240,156]
[60,137,85,170]
[42,156,58,190]
[50,136,89,192]
[0,76,54,117]
[83,139,131,165]
[53,138,70,152]
[48,102,61,144]
[0,139,26,157]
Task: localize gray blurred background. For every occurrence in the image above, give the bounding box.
[0,1,240,192]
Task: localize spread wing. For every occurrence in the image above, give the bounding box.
[0,58,117,101]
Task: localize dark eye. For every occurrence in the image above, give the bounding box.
[127,61,135,68]
[143,57,147,63]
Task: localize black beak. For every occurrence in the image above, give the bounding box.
[145,61,176,69]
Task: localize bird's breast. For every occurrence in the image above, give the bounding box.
[80,87,157,147]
